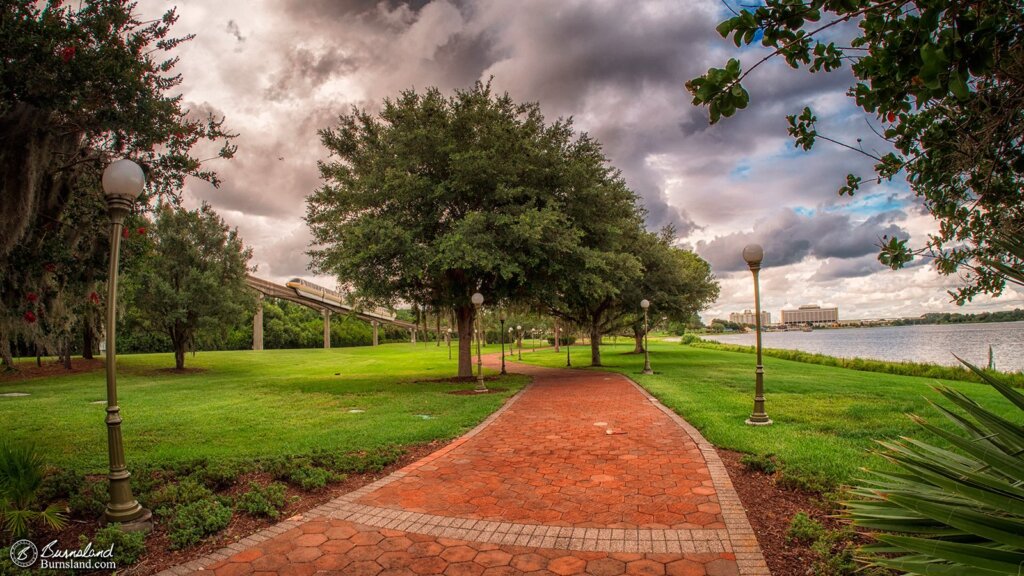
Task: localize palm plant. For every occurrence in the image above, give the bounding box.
[847,233,1024,574]
[0,443,66,537]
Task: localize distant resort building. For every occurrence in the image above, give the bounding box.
[729,309,770,326]
[781,304,839,326]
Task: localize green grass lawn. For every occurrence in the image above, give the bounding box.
[0,344,525,473]
[517,342,1022,491]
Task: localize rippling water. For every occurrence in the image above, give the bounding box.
[702,321,1024,373]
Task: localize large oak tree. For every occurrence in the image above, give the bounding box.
[307,83,619,377]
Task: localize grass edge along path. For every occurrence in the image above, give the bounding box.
[515,342,1021,493]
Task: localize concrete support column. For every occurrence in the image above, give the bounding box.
[372,320,379,347]
[253,296,264,351]
[411,328,417,344]
[322,308,331,349]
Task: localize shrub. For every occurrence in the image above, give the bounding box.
[37,469,83,504]
[82,525,146,566]
[679,333,701,345]
[739,453,777,475]
[847,361,1024,574]
[288,466,335,491]
[0,443,66,537]
[193,461,248,491]
[235,482,289,519]
[786,512,824,544]
[312,446,403,475]
[166,498,232,549]
[68,479,108,519]
[147,478,213,517]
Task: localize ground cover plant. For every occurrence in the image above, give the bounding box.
[517,342,1021,491]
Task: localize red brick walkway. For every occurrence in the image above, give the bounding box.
[160,358,769,576]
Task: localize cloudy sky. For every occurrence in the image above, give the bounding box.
[150,0,1023,322]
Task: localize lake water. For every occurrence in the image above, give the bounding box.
[702,321,1024,373]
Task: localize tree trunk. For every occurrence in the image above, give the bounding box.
[455,304,474,378]
[435,313,441,347]
[174,344,186,370]
[82,317,95,360]
[590,321,602,367]
[61,339,72,370]
[0,330,13,371]
[633,326,645,353]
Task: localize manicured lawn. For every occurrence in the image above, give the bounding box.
[0,344,525,472]
[518,342,1022,490]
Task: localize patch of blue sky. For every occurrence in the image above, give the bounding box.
[729,161,752,180]
[827,191,912,216]
[792,206,816,217]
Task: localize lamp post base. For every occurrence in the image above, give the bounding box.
[102,506,153,533]
[745,416,773,426]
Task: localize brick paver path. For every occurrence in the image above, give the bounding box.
[160,358,769,576]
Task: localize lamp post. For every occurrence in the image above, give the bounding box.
[471,292,487,392]
[743,244,772,426]
[100,159,152,529]
[531,328,537,353]
[499,310,507,375]
[641,299,653,374]
[507,327,514,358]
[565,324,572,367]
[516,325,522,361]
[446,327,452,360]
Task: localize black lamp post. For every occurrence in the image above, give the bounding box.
[516,325,522,360]
[743,244,772,426]
[499,310,507,375]
[101,159,152,529]
[446,327,452,360]
[641,299,653,374]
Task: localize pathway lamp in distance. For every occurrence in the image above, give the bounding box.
[471,292,487,392]
[743,244,771,426]
[640,299,653,374]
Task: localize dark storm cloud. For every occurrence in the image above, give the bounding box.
[226,20,245,43]
[696,208,908,274]
[810,255,886,282]
[265,47,360,101]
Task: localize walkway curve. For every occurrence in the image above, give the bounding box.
[159,357,769,576]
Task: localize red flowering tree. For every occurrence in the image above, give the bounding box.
[0,1,236,368]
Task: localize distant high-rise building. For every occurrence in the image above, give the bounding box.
[729,309,770,326]
[781,304,838,326]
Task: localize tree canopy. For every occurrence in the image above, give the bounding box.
[687,0,1023,303]
[307,82,616,377]
[0,0,234,367]
[124,203,253,369]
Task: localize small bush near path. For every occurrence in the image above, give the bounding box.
[83,525,146,566]
[235,482,290,519]
[166,498,233,549]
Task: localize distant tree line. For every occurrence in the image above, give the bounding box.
[892,309,1024,326]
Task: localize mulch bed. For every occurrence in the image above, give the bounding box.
[33,441,443,576]
[0,357,104,382]
[718,449,848,576]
